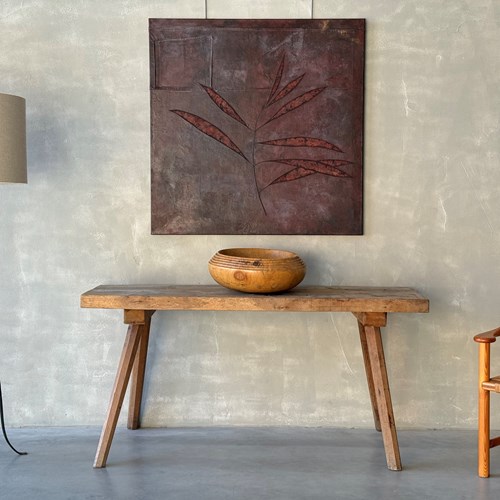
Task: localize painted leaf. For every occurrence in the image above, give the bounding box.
[200,84,248,128]
[313,162,352,177]
[319,159,353,168]
[267,74,305,106]
[259,136,344,153]
[267,53,285,104]
[263,87,326,126]
[268,159,351,177]
[267,167,317,187]
[171,110,247,160]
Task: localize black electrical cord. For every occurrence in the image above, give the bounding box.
[0,381,27,455]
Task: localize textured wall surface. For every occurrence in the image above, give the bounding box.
[0,0,499,429]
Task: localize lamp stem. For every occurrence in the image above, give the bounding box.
[0,381,27,455]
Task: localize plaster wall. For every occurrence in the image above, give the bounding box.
[0,0,499,429]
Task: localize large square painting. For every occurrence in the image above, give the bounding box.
[150,19,365,234]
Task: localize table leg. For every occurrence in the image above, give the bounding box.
[94,324,142,468]
[128,312,153,430]
[364,324,402,471]
[357,321,382,432]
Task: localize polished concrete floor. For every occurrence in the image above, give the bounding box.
[1,427,499,499]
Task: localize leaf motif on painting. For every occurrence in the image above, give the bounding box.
[259,136,344,153]
[263,87,327,126]
[319,159,354,169]
[267,158,352,178]
[267,74,305,106]
[266,167,317,187]
[170,110,247,161]
[266,53,285,104]
[200,84,248,128]
[312,162,352,177]
[169,52,353,215]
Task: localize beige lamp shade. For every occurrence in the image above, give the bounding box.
[0,92,27,183]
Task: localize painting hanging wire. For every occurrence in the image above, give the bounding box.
[205,0,314,19]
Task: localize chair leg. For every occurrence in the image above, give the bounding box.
[478,343,490,478]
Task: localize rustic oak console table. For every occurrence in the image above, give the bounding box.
[80,285,429,470]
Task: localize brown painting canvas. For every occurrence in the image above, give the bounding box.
[150,19,365,234]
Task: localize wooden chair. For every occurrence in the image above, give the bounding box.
[474,326,500,477]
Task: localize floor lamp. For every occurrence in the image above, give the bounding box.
[0,92,28,455]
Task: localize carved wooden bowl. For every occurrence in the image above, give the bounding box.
[208,248,306,294]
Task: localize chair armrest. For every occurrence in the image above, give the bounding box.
[474,327,500,343]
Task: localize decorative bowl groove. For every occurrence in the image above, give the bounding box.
[208,248,306,294]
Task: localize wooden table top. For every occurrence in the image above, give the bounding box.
[81,285,429,313]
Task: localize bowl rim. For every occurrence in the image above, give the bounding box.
[215,247,301,261]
